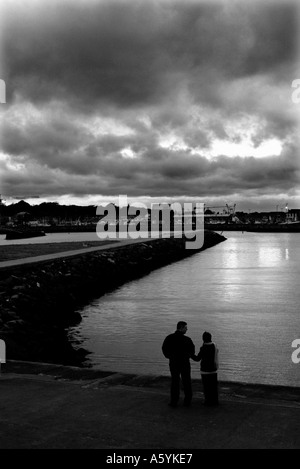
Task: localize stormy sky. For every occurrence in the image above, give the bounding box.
[0,0,299,210]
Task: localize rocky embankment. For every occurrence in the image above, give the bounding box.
[0,231,226,366]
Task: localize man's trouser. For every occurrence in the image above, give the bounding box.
[201,373,218,405]
[169,362,192,405]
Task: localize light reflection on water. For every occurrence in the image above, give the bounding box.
[70,232,300,387]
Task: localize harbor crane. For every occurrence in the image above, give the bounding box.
[204,204,236,215]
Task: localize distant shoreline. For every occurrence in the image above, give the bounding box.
[205,223,300,232]
[1,222,300,235]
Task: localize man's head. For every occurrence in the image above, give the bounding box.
[177,321,188,334]
[202,331,212,343]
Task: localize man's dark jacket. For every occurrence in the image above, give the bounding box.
[162,330,195,366]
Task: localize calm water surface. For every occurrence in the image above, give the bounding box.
[70,231,300,387]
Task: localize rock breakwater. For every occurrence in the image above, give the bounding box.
[0,232,226,366]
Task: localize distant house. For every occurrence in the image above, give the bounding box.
[286,209,300,223]
[268,211,286,224]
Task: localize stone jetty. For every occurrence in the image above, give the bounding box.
[0,231,226,367]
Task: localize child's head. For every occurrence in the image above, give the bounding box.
[202,331,212,343]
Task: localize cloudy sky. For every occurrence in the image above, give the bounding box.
[0,0,299,210]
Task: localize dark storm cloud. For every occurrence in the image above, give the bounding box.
[3,0,168,107]
[1,0,299,205]
[2,112,85,157]
[3,0,297,108]
[2,122,297,197]
[1,98,298,199]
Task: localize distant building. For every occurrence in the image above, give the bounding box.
[267,211,286,224]
[286,209,300,223]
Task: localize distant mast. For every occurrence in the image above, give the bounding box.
[0,195,4,224]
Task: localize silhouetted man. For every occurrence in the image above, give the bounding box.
[162,321,195,407]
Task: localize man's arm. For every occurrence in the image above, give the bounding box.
[191,344,202,362]
[162,335,171,358]
[189,338,195,357]
[188,338,198,360]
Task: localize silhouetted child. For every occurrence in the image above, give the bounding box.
[193,331,219,406]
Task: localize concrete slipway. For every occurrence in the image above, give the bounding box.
[0,360,299,451]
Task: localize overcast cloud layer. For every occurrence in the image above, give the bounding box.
[1,0,299,210]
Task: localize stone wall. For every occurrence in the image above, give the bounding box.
[0,232,226,366]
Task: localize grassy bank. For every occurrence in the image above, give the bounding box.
[0,240,117,262]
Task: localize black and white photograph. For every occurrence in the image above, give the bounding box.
[0,0,299,453]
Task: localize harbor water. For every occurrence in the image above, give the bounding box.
[69,231,300,387]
